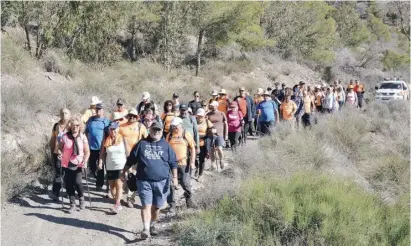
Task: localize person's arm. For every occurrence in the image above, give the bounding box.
[274,104,280,123]
[98,138,106,170]
[167,144,178,187]
[121,141,141,180]
[291,102,297,116]
[192,117,200,153]
[82,136,90,167]
[223,113,228,140]
[187,134,196,169]
[50,125,57,154]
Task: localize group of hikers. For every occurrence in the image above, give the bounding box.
[48,78,365,239]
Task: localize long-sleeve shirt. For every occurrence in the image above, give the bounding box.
[125,137,177,182]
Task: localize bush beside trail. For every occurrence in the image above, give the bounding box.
[178,173,409,246]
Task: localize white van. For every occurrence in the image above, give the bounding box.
[375,80,409,101]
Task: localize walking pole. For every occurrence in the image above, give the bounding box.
[84,165,92,209]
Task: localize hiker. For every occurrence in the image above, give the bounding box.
[85,103,111,191]
[60,116,90,213]
[166,117,196,211]
[217,89,230,114]
[81,96,101,124]
[143,103,163,127]
[188,91,202,117]
[271,82,280,98]
[161,100,176,138]
[345,85,358,108]
[335,86,345,111]
[314,85,324,113]
[253,88,264,133]
[121,121,178,239]
[111,98,128,121]
[278,83,286,102]
[226,102,244,151]
[266,87,273,95]
[49,108,71,201]
[137,92,159,116]
[178,104,200,155]
[142,108,157,135]
[256,91,279,135]
[195,108,213,182]
[354,80,365,108]
[280,95,297,129]
[323,88,337,113]
[208,90,219,104]
[99,121,126,214]
[291,86,304,129]
[119,108,148,208]
[234,86,255,140]
[172,93,180,111]
[206,101,228,170]
[302,90,314,128]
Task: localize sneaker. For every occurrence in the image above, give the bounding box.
[79,197,86,210]
[110,205,122,214]
[140,229,151,240]
[197,175,203,183]
[150,226,158,236]
[68,204,76,214]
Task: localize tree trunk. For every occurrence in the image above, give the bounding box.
[24,24,32,56]
[35,27,41,58]
[195,29,205,76]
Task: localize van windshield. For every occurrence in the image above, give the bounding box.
[379,83,402,89]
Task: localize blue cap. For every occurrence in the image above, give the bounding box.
[109,121,120,129]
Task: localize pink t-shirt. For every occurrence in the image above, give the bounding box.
[61,133,88,168]
[226,110,243,133]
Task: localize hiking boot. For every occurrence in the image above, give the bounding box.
[126,198,134,208]
[150,226,158,236]
[48,192,59,202]
[140,229,151,240]
[68,196,76,213]
[186,198,196,208]
[79,197,86,210]
[110,204,122,214]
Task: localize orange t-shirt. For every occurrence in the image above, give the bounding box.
[167,130,195,165]
[119,122,148,154]
[197,119,213,147]
[280,101,297,120]
[103,134,124,148]
[161,112,175,133]
[237,97,247,117]
[217,97,230,114]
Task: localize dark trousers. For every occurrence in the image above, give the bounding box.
[260,121,275,135]
[302,113,311,128]
[52,154,64,197]
[357,95,364,108]
[167,165,192,206]
[228,132,241,151]
[89,150,105,188]
[196,145,208,176]
[64,167,84,199]
[243,117,254,136]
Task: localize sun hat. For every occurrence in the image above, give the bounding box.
[196,108,206,116]
[211,90,218,96]
[209,101,219,107]
[219,89,227,95]
[142,92,150,100]
[170,117,183,126]
[263,91,271,96]
[257,88,264,94]
[128,108,138,116]
[112,112,124,121]
[91,96,101,106]
[239,86,245,91]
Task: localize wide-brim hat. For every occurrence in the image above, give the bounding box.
[262,91,271,96]
[113,112,124,121]
[128,108,138,116]
[91,96,102,106]
[219,89,227,95]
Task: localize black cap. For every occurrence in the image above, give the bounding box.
[274,82,279,86]
[179,104,188,110]
[173,93,179,98]
[150,121,162,130]
[96,103,104,109]
[282,83,286,86]
[267,87,272,91]
[299,81,305,85]
[116,98,124,105]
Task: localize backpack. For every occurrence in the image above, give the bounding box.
[167,128,191,163]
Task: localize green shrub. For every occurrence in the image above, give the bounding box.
[382,50,410,71]
[178,173,410,246]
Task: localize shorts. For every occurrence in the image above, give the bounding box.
[212,136,225,147]
[107,170,121,180]
[137,179,169,208]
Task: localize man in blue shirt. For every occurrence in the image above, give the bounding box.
[256,91,279,135]
[85,103,111,190]
[121,122,178,240]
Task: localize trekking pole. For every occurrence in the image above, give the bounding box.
[84,167,92,208]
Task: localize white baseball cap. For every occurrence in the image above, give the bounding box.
[142,92,150,100]
[196,108,206,116]
[170,117,183,126]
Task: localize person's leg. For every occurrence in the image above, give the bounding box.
[228,132,235,151]
[137,180,153,238]
[198,146,206,177]
[64,169,77,212]
[115,179,122,206]
[96,158,105,188]
[109,180,116,201]
[150,179,169,236]
[249,119,255,136]
[243,118,250,139]
[51,154,62,198]
[74,168,86,209]
[88,150,99,179]
[234,132,241,150]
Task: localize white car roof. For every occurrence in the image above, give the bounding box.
[381,81,405,84]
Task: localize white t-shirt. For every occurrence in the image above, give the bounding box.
[105,142,127,171]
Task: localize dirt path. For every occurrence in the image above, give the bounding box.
[1,149,236,246]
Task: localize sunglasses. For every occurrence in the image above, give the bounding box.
[73,124,80,127]
[167,104,172,106]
